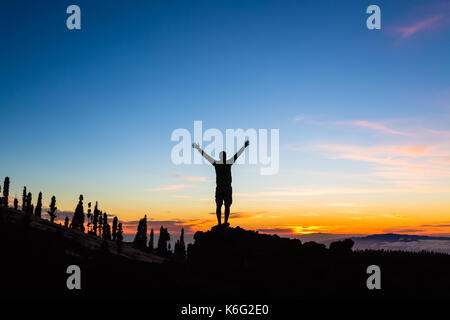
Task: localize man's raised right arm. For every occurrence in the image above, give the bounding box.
[192,143,215,164]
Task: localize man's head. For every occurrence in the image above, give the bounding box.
[219,151,227,163]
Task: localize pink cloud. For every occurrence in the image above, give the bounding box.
[297,118,409,136]
[149,184,193,191]
[393,14,446,38]
[434,158,450,165]
[351,120,407,135]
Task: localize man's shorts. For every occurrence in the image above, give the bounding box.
[215,186,232,206]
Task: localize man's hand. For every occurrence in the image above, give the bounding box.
[193,142,214,164]
[244,140,250,148]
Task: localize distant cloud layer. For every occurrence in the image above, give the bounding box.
[353,239,450,255]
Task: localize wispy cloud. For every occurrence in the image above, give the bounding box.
[299,212,319,217]
[380,214,409,220]
[392,13,446,38]
[292,115,305,122]
[171,195,192,199]
[316,144,432,166]
[174,174,209,182]
[289,116,450,194]
[350,120,408,135]
[420,223,450,228]
[148,184,193,191]
[293,117,409,135]
[327,203,360,207]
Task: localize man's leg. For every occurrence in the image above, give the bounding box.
[215,187,222,225]
[224,205,230,224]
[224,187,232,225]
[216,203,222,225]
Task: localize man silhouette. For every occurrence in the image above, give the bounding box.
[193,141,250,226]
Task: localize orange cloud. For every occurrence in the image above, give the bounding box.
[259,225,330,235]
[207,211,265,219]
[380,214,409,220]
[327,203,360,207]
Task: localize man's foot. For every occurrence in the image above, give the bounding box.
[223,222,230,227]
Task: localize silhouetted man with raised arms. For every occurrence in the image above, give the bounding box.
[193,141,250,226]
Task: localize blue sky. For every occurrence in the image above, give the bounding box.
[1,0,450,235]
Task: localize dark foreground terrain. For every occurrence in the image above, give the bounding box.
[1,206,450,300]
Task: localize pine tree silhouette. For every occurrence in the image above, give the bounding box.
[174,228,186,261]
[102,212,111,240]
[103,223,111,241]
[48,195,57,223]
[22,187,27,212]
[157,226,164,254]
[2,177,10,207]
[133,215,148,250]
[98,211,103,236]
[112,216,118,241]
[93,201,99,235]
[149,228,154,252]
[71,195,85,232]
[35,192,42,218]
[87,202,92,233]
[117,222,124,252]
[13,198,18,210]
[157,226,171,256]
[141,215,148,248]
[25,192,33,215]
